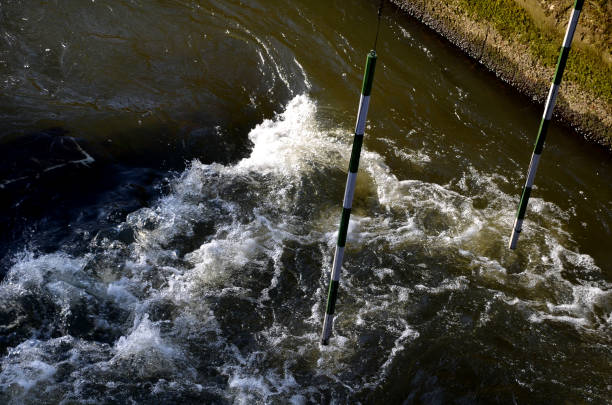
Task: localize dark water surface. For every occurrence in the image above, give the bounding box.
[1,0,610,403]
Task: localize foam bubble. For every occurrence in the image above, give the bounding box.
[3,252,88,291]
[112,314,188,379]
[106,278,139,308]
[237,94,327,174]
[114,315,172,357]
[0,355,56,393]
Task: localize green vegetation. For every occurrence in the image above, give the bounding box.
[459,0,612,104]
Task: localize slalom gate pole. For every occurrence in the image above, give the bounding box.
[509,0,584,250]
[321,50,377,345]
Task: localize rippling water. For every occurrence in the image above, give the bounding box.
[1,0,611,403]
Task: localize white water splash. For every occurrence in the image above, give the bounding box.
[1,94,609,403]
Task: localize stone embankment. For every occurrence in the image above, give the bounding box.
[391,0,611,148]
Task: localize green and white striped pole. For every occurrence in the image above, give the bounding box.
[509,0,584,250]
[321,50,377,345]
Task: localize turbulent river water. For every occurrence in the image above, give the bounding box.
[1,0,611,403]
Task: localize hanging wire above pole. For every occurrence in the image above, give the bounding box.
[373,0,385,51]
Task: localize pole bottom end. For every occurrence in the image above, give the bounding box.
[321,338,329,346]
[508,229,521,250]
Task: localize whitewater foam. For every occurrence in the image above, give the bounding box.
[1,94,609,403]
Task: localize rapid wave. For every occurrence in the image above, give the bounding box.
[1,95,609,403]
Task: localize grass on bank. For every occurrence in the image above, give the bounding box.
[459,0,612,105]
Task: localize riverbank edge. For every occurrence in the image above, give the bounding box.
[390,0,611,149]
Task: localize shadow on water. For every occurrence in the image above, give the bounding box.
[0,112,263,277]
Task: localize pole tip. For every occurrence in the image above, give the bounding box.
[321,338,329,346]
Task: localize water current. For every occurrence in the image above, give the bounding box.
[1,0,611,403]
